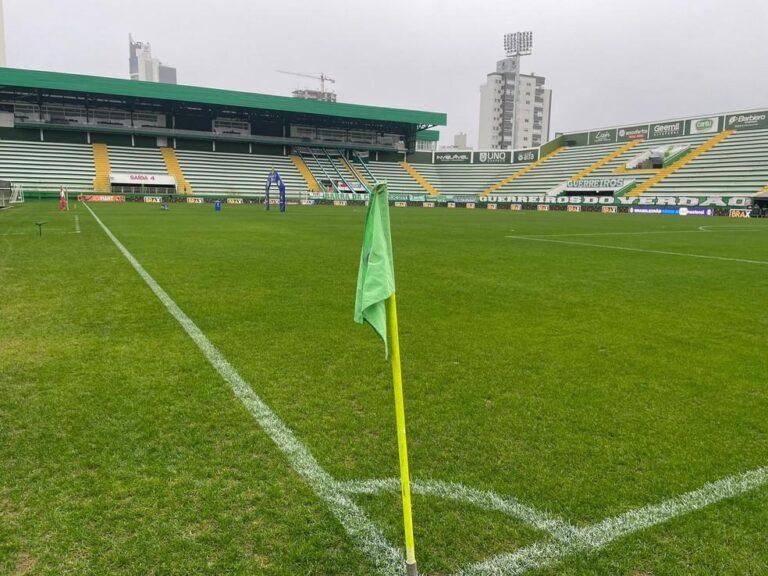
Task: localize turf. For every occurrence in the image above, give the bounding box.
[1,200,767,575]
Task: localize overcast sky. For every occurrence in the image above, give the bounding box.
[5,0,768,147]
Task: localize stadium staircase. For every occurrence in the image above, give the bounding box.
[645,128,768,197]
[364,161,422,195]
[173,150,306,196]
[627,130,734,196]
[421,163,513,197]
[569,140,641,182]
[0,140,94,193]
[290,155,321,192]
[160,147,193,194]
[91,143,111,192]
[399,161,441,196]
[481,146,566,196]
[352,156,378,185]
[341,156,371,188]
[298,147,367,193]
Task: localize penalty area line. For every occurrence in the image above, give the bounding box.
[506,235,768,265]
[83,202,404,576]
[452,464,768,576]
[337,478,579,543]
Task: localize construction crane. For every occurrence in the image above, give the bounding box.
[276,70,336,94]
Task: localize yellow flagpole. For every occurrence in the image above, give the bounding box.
[386,293,418,576]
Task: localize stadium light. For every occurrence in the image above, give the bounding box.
[504,31,533,57]
[502,31,533,150]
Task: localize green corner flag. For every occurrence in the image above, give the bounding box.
[354,181,395,356]
[353,180,418,576]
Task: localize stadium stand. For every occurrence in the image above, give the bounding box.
[490,142,622,195]
[648,129,768,196]
[108,145,167,175]
[0,140,94,193]
[173,150,306,196]
[1,68,766,209]
[297,148,367,193]
[366,161,427,196]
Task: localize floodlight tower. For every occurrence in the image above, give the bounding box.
[503,31,533,149]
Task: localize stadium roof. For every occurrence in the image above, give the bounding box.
[0,67,447,127]
[415,129,440,141]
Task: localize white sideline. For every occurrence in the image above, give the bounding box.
[74,214,80,233]
[452,465,768,575]
[336,478,578,542]
[506,235,768,265]
[83,203,404,576]
[508,230,705,238]
[509,227,768,239]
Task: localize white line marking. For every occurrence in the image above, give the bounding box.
[506,235,768,265]
[510,230,703,238]
[336,478,578,542]
[699,224,767,232]
[452,465,768,575]
[74,215,80,233]
[83,203,404,576]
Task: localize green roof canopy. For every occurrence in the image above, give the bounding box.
[416,129,440,141]
[0,68,446,127]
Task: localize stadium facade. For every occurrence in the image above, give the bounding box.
[0,66,765,215]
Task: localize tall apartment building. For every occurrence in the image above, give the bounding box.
[478,56,551,150]
[129,35,177,84]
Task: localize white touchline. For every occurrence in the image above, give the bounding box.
[509,230,705,238]
[452,465,768,576]
[83,203,404,576]
[513,228,768,239]
[74,215,81,233]
[699,224,768,232]
[506,235,768,265]
[336,478,578,543]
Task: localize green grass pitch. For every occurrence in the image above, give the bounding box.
[1,200,767,575]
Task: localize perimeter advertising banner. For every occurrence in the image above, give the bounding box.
[725,111,768,131]
[617,124,650,142]
[687,116,720,135]
[481,194,751,207]
[473,150,510,164]
[588,129,617,145]
[649,120,685,140]
[434,151,471,164]
[513,148,540,164]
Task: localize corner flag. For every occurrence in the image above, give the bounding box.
[354,181,395,355]
[354,181,418,576]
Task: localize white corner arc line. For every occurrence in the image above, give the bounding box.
[452,465,768,576]
[83,203,404,576]
[336,478,578,542]
[506,235,768,265]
